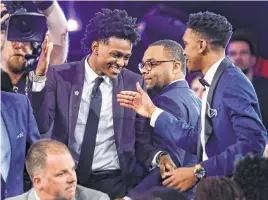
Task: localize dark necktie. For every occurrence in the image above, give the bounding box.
[77,77,104,184]
[199,78,210,87]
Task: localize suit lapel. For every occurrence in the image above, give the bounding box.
[112,73,124,151]
[204,57,233,144]
[68,57,86,141]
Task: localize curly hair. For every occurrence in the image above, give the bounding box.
[81,8,141,52]
[194,177,243,200]
[233,155,268,200]
[187,11,233,49]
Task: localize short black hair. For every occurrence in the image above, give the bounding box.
[81,8,141,52]
[233,155,268,200]
[187,11,233,49]
[195,177,243,200]
[149,39,186,75]
[228,29,258,56]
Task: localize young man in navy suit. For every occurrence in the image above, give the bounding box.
[117,11,267,192]
[30,9,173,199]
[128,40,200,199]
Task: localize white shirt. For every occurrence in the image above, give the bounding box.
[200,57,224,161]
[1,116,11,182]
[69,59,120,171]
[35,191,40,200]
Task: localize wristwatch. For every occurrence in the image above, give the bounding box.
[194,164,206,179]
[156,151,169,165]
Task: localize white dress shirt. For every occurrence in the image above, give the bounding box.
[69,59,120,171]
[200,57,224,161]
[1,115,11,182]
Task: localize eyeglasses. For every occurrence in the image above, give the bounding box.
[138,60,176,72]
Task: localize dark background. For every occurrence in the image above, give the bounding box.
[24,1,268,73]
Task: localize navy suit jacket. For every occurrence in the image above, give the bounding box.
[128,80,200,199]
[1,92,40,199]
[152,80,200,168]
[31,57,158,188]
[154,57,267,177]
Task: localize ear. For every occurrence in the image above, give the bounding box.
[172,61,181,74]
[32,175,43,190]
[251,55,257,65]
[198,39,207,54]
[91,41,99,56]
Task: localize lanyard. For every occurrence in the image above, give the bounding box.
[12,75,29,96]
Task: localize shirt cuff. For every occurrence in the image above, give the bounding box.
[150,108,164,127]
[150,151,162,170]
[124,196,132,200]
[32,82,45,92]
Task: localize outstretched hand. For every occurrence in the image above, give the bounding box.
[117,82,158,118]
[35,33,54,76]
[0,3,9,25]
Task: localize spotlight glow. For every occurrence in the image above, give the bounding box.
[67,19,79,31]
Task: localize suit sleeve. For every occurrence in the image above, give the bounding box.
[154,96,199,166]
[135,78,160,170]
[200,79,267,176]
[98,193,110,200]
[154,101,200,155]
[31,67,57,134]
[25,96,40,144]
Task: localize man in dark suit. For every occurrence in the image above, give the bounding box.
[117,11,267,192]
[1,91,40,199]
[6,139,109,200]
[226,29,268,131]
[128,40,199,199]
[30,9,173,199]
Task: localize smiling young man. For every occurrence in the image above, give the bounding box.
[30,9,172,199]
[5,139,109,200]
[117,11,267,192]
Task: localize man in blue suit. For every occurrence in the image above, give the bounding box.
[128,40,199,199]
[30,9,172,199]
[117,11,267,192]
[1,91,40,199]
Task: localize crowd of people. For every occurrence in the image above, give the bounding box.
[1,1,268,200]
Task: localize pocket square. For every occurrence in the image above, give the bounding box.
[17,132,24,139]
[208,107,217,118]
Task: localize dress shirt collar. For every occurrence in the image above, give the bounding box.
[204,57,225,85]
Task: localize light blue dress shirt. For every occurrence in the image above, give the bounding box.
[1,115,11,182]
